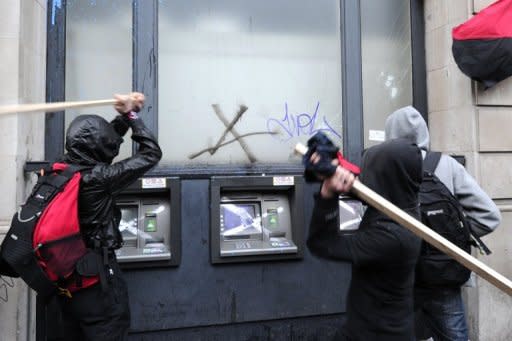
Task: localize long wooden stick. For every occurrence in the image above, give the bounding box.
[0,99,117,116]
[295,143,512,296]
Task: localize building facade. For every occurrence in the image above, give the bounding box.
[0,0,510,340]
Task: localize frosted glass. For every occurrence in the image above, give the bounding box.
[65,0,133,160]
[361,0,413,148]
[158,0,342,165]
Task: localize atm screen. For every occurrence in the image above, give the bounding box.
[221,203,262,237]
[339,199,364,231]
[119,205,139,245]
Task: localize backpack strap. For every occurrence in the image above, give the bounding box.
[49,164,91,178]
[66,164,90,172]
[62,165,90,178]
[423,151,442,174]
[471,233,492,255]
[37,163,89,178]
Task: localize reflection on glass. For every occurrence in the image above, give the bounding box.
[339,198,365,231]
[221,203,261,237]
[158,0,342,164]
[120,205,138,246]
[361,0,412,148]
[65,0,133,160]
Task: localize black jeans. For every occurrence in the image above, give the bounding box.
[57,259,130,341]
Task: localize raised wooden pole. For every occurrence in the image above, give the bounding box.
[0,99,117,116]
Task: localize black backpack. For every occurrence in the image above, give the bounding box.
[416,152,490,288]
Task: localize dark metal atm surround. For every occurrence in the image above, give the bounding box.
[115,177,181,268]
[210,175,305,264]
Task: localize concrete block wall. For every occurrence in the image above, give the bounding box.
[0,1,46,340]
[425,0,512,340]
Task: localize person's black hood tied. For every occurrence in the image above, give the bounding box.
[359,138,422,212]
[302,132,360,182]
[64,115,123,166]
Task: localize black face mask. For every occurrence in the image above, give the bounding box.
[64,115,123,165]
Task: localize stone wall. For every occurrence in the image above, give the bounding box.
[0,1,46,340]
[425,0,512,340]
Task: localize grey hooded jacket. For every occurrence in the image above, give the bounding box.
[384,106,501,237]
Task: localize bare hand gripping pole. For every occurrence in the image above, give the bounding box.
[295,143,512,296]
[0,99,117,116]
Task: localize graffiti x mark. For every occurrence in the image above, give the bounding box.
[189,104,276,162]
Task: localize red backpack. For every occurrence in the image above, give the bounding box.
[0,163,99,298]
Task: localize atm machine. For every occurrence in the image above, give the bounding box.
[114,177,181,267]
[211,175,304,264]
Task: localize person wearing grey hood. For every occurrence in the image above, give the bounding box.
[385,106,501,341]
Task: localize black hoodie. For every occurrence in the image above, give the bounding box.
[63,114,162,249]
[307,139,422,340]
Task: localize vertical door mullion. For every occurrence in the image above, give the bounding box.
[410,0,428,122]
[45,0,67,161]
[133,0,158,138]
[341,0,364,165]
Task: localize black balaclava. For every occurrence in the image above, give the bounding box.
[63,115,123,165]
[359,138,422,211]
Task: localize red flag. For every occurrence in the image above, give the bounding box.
[452,0,512,88]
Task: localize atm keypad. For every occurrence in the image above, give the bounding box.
[235,242,252,249]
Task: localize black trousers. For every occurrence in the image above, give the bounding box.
[56,260,130,341]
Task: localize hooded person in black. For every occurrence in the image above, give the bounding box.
[55,92,162,340]
[307,138,422,340]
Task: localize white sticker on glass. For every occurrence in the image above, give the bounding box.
[369,130,385,142]
[142,178,167,189]
[273,176,294,186]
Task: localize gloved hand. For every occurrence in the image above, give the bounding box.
[302,132,339,182]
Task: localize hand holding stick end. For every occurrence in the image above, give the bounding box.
[114,92,145,115]
[295,143,356,198]
[294,143,308,156]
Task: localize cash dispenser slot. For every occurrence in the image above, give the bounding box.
[114,177,181,268]
[210,176,304,264]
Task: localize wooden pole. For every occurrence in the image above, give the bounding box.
[0,99,117,116]
[295,143,512,296]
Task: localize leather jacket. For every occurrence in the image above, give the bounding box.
[62,114,162,250]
